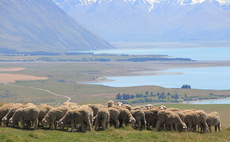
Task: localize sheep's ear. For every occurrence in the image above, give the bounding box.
[183,126,187,129]
[129,120,132,122]
[44,120,47,123]
[61,122,63,125]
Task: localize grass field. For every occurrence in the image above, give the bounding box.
[0,104,230,142]
[0,126,230,142]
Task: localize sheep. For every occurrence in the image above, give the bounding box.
[60,102,79,110]
[9,106,40,130]
[42,106,70,130]
[145,104,154,110]
[58,108,92,132]
[106,100,114,107]
[184,110,208,133]
[131,109,146,130]
[88,104,104,117]
[166,108,180,112]
[156,110,187,132]
[108,107,120,128]
[38,104,53,127]
[159,105,166,110]
[206,111,221,132]
[94,108,110,130]
[144,108,159,129]
[2,103,24,126]
[113,106,136,127]
[0,103,19,126]
[79,105,94,128]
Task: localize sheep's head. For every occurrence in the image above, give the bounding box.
[8,118,13,126]
[41,118,49,128]
[129,117,136,126]
[57,120,65,129]
[2,117,8,125]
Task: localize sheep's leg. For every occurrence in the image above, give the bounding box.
[137,120,141,130]
[94,119,98,130]
[217,124,221,132]
[156,120,163,131]
[34,119,38,130]
[102,119,106,130]
[209,123,212,132]
[20,119,24,129]
[71,120,74,132]
[115,119,119,128]
[50,120,54,130]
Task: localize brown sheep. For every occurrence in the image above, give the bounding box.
[113,106,136,127]
[42,106,70,130]
[9,106,40,130]
[58,108,92,132]
[108,107,120,128]
[156,110,187,132]
[94,108,110,130]
[131,109,146,130]
[79,105,94,128]
[144,108,159,129]
[184,110,208,133]
[206,111,221,132]
[38,104,53,127]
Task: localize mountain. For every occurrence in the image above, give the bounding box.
[0,0,114,52]
[53,0,230,42]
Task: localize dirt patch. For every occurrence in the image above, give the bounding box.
[0,68,25,72]
[0,73,48,83]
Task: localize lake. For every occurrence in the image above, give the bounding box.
[87,67,230,90]
[190,98,230,104]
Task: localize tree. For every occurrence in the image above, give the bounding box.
[136,93,143,98]
[167,93,171,96]
[116,93,122,100]
[185,93,187,98]
[158,92,166,99]
[157,92,160,96]
[123,93,130,100]
[145,91,149,95]
[130,95,135,99]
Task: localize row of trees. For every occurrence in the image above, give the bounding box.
[116,92,181,101]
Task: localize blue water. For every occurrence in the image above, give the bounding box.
[190,98,230,104]
[88,67,230,90]
[87,47,230,61]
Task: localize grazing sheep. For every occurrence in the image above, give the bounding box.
[144,109,159,129]
[184,110,208,133]
[106,100,114,107]
[88,104,104,117]
[9,106,40,130]
[108,107,120,128]
[61,102,79,110]
[113,106,136,127]
[42,106,70,130]
[79,105,94,128]
[131,109,146,130]
[94,108,110,130]
[38,104,53,127]
[156,110,187,132]
[0,103,19,126]
[2,103,24,126]
[58,108,92,132]
[206,111,221,132]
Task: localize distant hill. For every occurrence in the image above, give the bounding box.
[0,0,114,52]
[53,0,230,42]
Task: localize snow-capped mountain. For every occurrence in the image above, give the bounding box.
[53,0,230,41]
